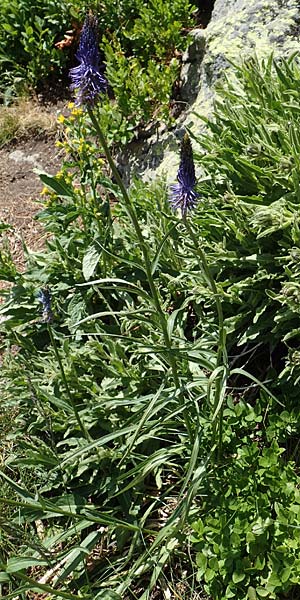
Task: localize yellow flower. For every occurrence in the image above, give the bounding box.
[40,186,49,195]
[57,114,65,124]
[71,107,83,117]
[65,172,73,184]
[67,101,75,109]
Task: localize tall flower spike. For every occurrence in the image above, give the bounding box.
[169,133,199,217]
[38,288,53,323]
[69,13,107,107]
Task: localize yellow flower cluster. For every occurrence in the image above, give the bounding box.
[40,186,58,206]
[77,137,89,154]
[64,172,73,185]
[55,102,103,163]
[71,107,83,117]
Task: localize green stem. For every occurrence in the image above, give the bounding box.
[89,156,110,276]
[184,217,228,461]
[48,325,91,441]
[88,108,193,441]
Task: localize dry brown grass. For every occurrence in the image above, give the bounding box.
[0,99,57,147]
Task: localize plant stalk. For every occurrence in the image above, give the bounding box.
[184,216,228,460]
[48,325,91,441]
[88,108,193,440]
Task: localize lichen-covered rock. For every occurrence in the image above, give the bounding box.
[123,0,300,185]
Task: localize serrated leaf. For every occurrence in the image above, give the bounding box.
[67,295,86,325]
[254,555,265,570]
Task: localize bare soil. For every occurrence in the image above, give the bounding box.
[0,135,62,274]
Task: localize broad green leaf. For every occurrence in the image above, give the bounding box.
[82,244,101,280]
[232,570,245,583]
[36,171,75,198]
[247,587,257,600]
[204,568,215,583]
[196,553,207,576]
[256,588,269,598]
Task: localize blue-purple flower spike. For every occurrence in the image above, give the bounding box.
[38,288,53,323]
[69,13,107,107]
[170,133,199,217]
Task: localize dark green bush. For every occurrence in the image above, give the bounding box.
[0,0,81,99]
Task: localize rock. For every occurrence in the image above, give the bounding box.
[121,0,300,185]
[180,29,206,104]
[9,149,44,171]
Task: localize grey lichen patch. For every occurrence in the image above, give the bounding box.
[206,0,300,63]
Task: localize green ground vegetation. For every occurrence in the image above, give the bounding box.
[1,4,300,600]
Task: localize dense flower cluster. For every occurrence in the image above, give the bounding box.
[69,13,107,107]
[169,133,199,217]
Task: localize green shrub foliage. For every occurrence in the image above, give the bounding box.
[0,0,194,143]
[0,0,77,98]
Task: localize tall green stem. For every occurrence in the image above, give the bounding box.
[88,108,192,440]
[184,217,228,460]
[48,325,91,441]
